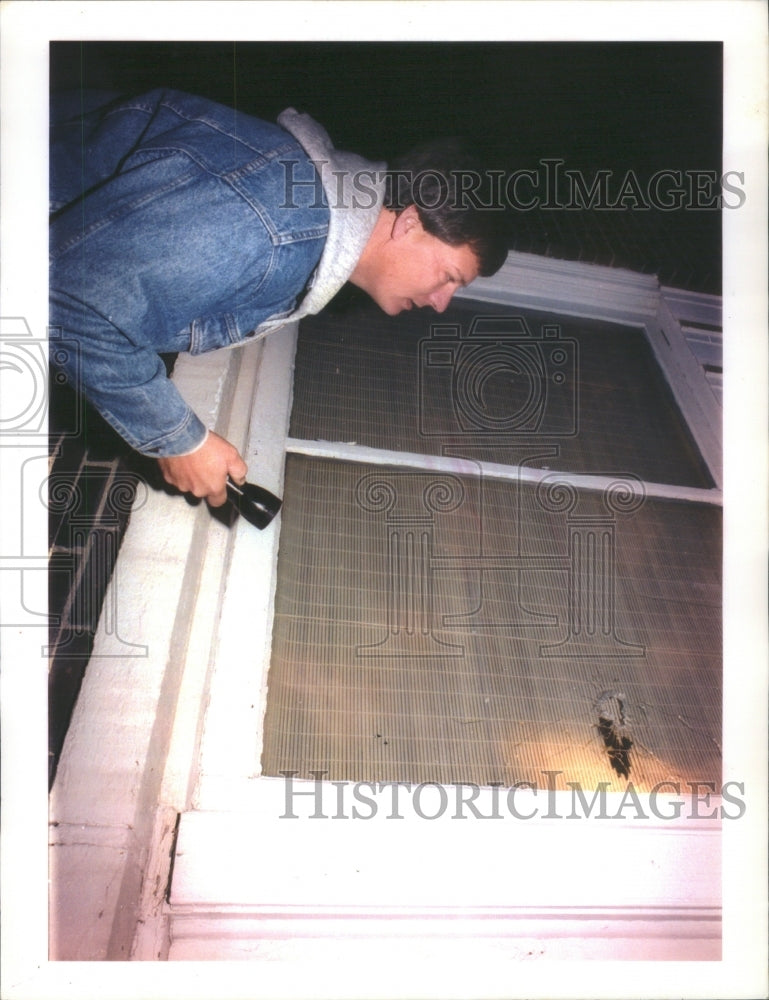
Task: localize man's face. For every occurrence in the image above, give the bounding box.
[367,206,480,316]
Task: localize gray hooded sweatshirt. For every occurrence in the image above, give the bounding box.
[250,108,387,338]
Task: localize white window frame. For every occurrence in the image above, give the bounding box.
[49,252,725,966]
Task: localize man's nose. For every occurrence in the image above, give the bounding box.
[429,286,455,313]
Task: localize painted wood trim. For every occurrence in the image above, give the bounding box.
[49,337,283,960]
[661,285,723,329]
[171,808,721,910]
[167,911,722,962]
[456,250,661,324]
[650,296,723,487]
[166,797,721,960]
[286,437,724,506]
[193,326,298,803]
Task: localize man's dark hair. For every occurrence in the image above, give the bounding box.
[384,139,508,277]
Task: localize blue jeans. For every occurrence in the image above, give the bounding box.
[50,89,329,455]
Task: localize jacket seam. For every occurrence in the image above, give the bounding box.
[52,146,327,254]
[99,92,297,160]
[101,396,203,455]
[50,164,200,259]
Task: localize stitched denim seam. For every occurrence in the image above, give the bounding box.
[50,165,200,260]
[100,94,298,161]
[101,394,201,454]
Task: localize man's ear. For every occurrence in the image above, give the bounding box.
[390,204,421,241]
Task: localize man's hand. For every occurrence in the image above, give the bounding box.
[157,431,247,507]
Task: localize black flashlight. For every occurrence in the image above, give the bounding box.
[226,476,282,530]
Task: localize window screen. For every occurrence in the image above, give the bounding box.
[262,297,721,790]
[289,297,713,488]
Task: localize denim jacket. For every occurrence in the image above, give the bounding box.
[50,89,385,456]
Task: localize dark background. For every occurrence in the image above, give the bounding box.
[51,41,722,293]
